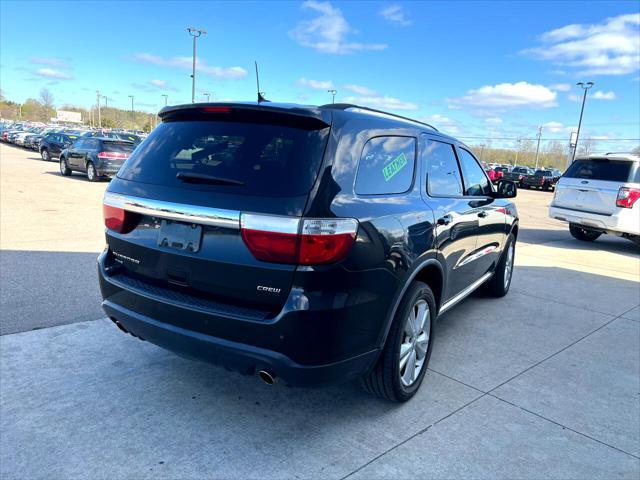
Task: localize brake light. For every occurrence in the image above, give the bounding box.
[240,214,358,265]
[616,187,640,208]
[98,151,129,159]
[202,106,231,113]
[103,204,138,233]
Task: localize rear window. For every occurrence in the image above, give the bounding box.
[534,170,551,176]
[104,141,134,153]
[564,159,636,183]
[118,120,329,197]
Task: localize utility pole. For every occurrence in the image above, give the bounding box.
[128,95,134,129]
[514,138,521,166]
[572,81,594,162]
[102,96,108,109]
[328,89,337,104]
[162,94,168,106]
[96,90,101,128]
[187,27,207,103]
[203,92,210,102]
[479,144,486,162]
[534,126,543,170]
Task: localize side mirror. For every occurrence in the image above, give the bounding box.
[494,179,517,198]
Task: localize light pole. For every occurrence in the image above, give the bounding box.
[203,92,210,102]
[572,81,594,161]
[534,125,543,170]
[479,144,486,162]
[187,27,207,104]
[102,96,108,109]
[128,95,134,129]
[328,89,337,104]
[161,94,168,106]
[514,138,521,166]
[96,90,101,128]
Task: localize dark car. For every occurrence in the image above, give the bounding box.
[522,169,557,191]
[98,103,519,402]
[503,166,532,186]
[39,132,80,161]
[60,137,135,181]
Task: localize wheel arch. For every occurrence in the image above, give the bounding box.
[376,257,446,352]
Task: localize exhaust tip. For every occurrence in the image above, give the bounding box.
[258,370,276,385]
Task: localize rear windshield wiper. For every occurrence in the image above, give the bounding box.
[176,171,245,186]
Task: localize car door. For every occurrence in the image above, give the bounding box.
[67,138,86,168]
[456,146,505,278]
[420,134,480,300]
[49,134,63,157]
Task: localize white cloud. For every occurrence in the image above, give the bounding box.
[33,68,73,80]
[522,13,640,76]
[379,4,412,26]
[290,1,387,54]
[422,114,456,125]
[567,93,581,102]
[149,79,167,88]
[297,77,334,89]
[449,81,558,109]
[133,53,247,79]
[132,79,178,92]
[344,84,377,95]
[485,117,503,124]
[343,95,418,111]
[542,121,568,133]
[592,90,616,100]
[549,83,571,91]
[29,57,68,68]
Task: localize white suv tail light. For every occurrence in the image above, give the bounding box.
[616,187,640,208]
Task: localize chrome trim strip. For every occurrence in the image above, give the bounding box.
[240,213,300,234]
[104,192,240,229]
[439,272,493,315]
[457,245,498,268]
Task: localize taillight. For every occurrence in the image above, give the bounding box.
[98,151,129,159]
[240,214,358,265]
[103,203,138,233]
[202,106,231,113]
[616,187,640,208]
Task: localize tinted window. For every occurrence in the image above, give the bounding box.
[355,136,416,195]
[104,141,135,153]
[458,148,492,196]
[72,139,86,149]
[84,139,100,150]
[564,159,635,182]
[424,139,463,197]
[118,120,329,197]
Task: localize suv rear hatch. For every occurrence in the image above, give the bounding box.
[554,158,639,215]
[103,104,333,316]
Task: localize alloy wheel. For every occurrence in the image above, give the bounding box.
[399,299,430,387]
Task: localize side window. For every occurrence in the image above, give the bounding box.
[73,139,85,149]
[424,139,463,197]
[355,136,416,195]
[458,148,492,196]
[84,139,99,150]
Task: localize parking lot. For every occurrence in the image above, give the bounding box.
[1,142,638,478]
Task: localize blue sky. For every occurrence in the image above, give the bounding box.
[1,1,639,151]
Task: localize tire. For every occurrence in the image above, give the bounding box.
[569,223,601,242]
[41,149,50,162]
[361,281,436,402]
[86,162,99,182]
[483,234,515,297]
[59,157,71,176]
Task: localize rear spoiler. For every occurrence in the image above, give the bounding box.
[158,103,332,130]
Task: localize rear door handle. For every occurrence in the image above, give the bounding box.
[437,214,453,226]
[477,211,488,218]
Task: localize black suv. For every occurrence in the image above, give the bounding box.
[39,132,80,161]
[98,103,518,402]
[60,137,135,181]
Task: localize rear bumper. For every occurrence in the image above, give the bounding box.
[97,250,389,386]
[549,205,640,236]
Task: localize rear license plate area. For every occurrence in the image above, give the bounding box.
[157,220,202,253]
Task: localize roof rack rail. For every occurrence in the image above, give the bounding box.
[320,103,438,131]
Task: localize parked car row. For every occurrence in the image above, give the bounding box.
[480,162,563,191]
[0,121,145,182]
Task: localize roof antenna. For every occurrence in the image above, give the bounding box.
[255,61,269,103]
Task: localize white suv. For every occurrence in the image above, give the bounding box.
[549,154,640,245]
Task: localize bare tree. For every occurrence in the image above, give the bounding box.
[577,138,595,156]
[39,88,55,122]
